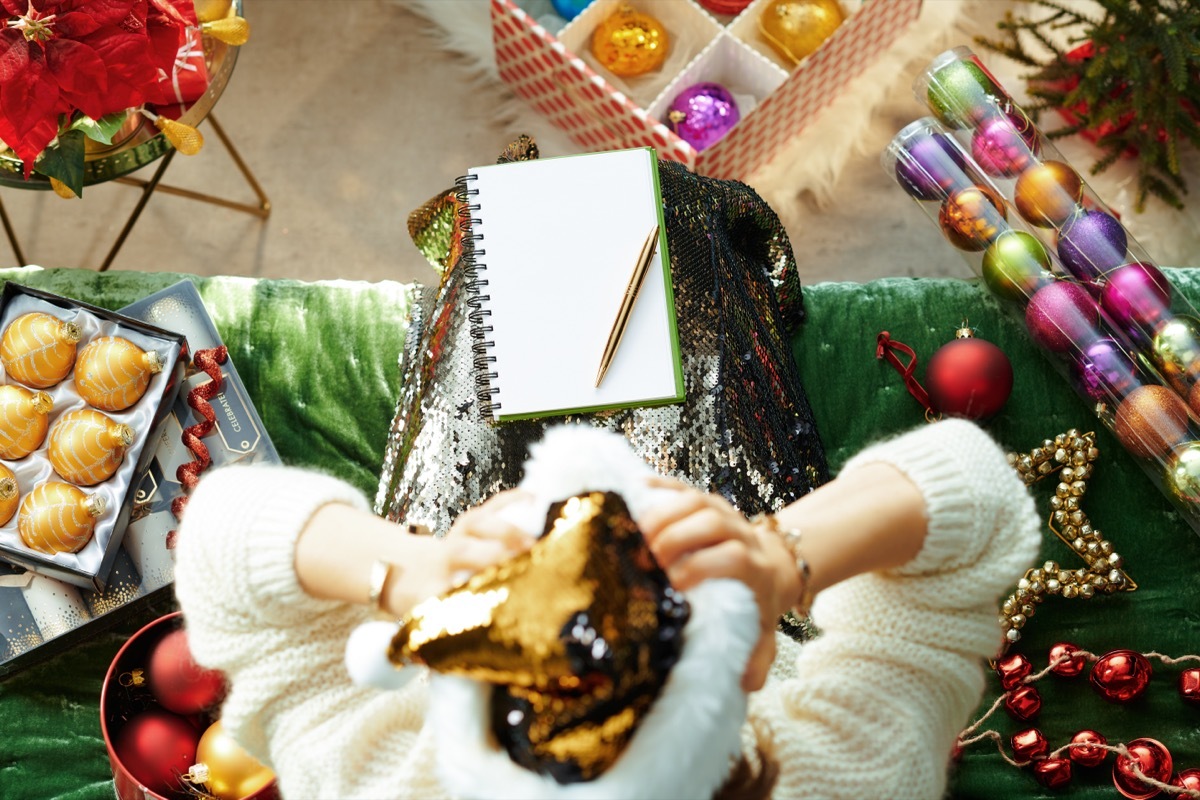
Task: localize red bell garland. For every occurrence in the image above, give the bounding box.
[959,643,1200,796]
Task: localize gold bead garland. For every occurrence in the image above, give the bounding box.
[1000,430,1136,644]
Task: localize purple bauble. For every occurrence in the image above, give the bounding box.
[667,82,740,152]
[1072,337,1139,401]
[894,130,970,201]
[1026,281,1101,353]
[971,106,1040,177]
[1100,261,1172,341]
[1057,210,1128,282]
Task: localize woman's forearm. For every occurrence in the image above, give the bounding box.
[771,461,928,595]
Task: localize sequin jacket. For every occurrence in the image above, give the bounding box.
[174,419,1040,799]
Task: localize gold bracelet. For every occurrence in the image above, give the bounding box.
[750,513,815,616]
[367,559,400,615]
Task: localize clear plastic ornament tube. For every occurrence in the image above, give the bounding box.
[883,112,1200,537]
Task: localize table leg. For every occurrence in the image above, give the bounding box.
[0,194,27,266]
[99,149,177,273]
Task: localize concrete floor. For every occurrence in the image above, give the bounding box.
[0,0,1187,288]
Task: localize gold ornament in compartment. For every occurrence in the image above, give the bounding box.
[759,0,845,67]
[0,312,81,389]
[18,482,106,555]
[48,409,135,486]
[0,464,19,526]
[0,385,53,459]
[74,336,163,412]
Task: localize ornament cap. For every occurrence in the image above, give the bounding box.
[955,323,975,339]
[31,391,52,415]
[0,478,16,501]
[144,350,164,375]
[58,321,81,344]
[108,423,135,448]
[83,493,107,519]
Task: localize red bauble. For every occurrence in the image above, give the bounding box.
[1113,738,1172,800]
[1090,649,1153,703]
[1011,728,1049,762]
[1069,730,1108,768]
[925,330,1013,420]
[1172,768,1200,791]
[148,628,227,715]
[1049,642,1088,677]
[1180,668,1200,703]
[1034,757,1074,789]
[1004,684,1042,721]
[996,652,1033,690]
[113,709,200,796]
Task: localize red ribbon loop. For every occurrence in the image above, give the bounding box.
[876,331,933,414]
[170,345,229,519]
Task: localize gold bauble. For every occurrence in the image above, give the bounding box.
[0,312,81,388]
[1152,316,1200,395]
[194,721,275,800]
[1113,385,1191,460]
[591,5,669,78]
[0,384,53,459]
[938,184,1008,251]
[0,465,19,526]
[48,409,135,486]
[18,482,106,555]
[1167,442,1200,504]
[1014,160,1083,228]
[74,336,164,412]
[192,0,233,23]
[759,0,845,66]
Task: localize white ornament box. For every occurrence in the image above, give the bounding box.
[493,0,921,179]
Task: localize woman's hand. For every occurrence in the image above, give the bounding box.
[638,478,801,692]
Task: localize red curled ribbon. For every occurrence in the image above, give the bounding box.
[875,331,933,415]
[170,345,229,519]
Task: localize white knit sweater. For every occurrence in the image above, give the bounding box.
[174,419,1040,799]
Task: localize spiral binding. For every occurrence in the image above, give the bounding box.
[455,174,501,418]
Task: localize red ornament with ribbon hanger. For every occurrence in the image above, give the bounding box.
[877,322,1013,421]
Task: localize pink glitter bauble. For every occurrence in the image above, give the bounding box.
[971,105,1040,177]
[1026,281,1101,353]
[1099,262,1172,341]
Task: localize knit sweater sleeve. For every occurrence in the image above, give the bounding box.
[750,418,1041,799]
[173,466,446,800]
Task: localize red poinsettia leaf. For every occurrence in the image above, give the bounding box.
[0,0,25,15]
[0,29,27,82]
[60,0,138,28]
[147,0,195,27]
[44,38,110,119]
[145,12,184,72]
[0,49,62,175]
[55,11,103,38]
[79,26,157,110]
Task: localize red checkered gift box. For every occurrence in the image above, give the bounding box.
[493,0,922,180]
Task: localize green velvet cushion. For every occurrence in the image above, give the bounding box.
[2,266,1198,799]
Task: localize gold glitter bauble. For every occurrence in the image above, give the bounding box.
[1014,161,1083,228]
[1167,442,1200,503]
[0,384,52,459]
[18,482,106,555]
[0,464,19,526]
[759,0,845,66]
[48,409,135,486]
[0,312,81,389]
[74,336,163,412]
[938,184,1008,251]
[1113,385,1190,459]
[195,721,276,800]
[591,5,669,77]
[1152,315,1200,395]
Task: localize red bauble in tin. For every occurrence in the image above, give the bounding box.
[113,709,200,797]
[148,628,227,715]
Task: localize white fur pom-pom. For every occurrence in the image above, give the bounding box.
[345,620,416,690]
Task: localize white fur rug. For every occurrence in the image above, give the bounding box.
[404,0,1200,275]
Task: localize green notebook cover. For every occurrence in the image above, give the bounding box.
[465,147,684,422]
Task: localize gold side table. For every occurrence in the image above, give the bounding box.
[0,0,269,272]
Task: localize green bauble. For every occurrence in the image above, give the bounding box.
[927,60,1005,128]
[981,231,1053,303]
[1167,442,1200,503]
[1152,315,1200,394]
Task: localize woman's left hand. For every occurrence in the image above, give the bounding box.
[638,477,801,692]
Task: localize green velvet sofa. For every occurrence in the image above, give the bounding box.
[1,265,1198,800]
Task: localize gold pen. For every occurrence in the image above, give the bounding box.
[595,224,661,388]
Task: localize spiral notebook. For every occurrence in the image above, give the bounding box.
[461,147,684,422]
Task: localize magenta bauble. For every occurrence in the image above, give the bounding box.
[971,104,1040,177]
[1071,337,1138,401]
[1099,262,1172,341]
[1026,281,1100,353]
[148,628,227,715]
[666,82,740,152]
[113,709,200,796]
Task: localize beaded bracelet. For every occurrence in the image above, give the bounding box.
[750,513,815,616]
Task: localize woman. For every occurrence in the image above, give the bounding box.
[174,417,1040,798]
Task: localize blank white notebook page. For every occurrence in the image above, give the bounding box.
[471,148,678,420]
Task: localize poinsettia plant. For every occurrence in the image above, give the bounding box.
[0,0,198,196]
